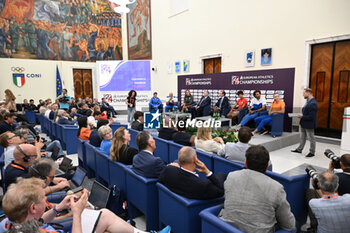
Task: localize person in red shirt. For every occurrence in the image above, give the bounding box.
[227,91,248,124]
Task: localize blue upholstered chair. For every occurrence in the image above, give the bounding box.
[61,125,78,154]
[25,110,36,124]
[125,167,159,231]
[199,205,297,233]
[39,115,46,134]
[168,141,183,162]
[265,171,310,229]
[157,183,224,233]
[110,123,128,134]
[51,121,57,140]
[0,153,5,191]
[76,138,87,170]
[84,142,97,178]
[109,160,131,195]
[270,113,284,137]
[55,124,65,150]
[212,156,245,175]
[195,150,214,178]
[153,136,169,163]
[128,129,139,149]
[94,148,110,186]
[0,146,3,157]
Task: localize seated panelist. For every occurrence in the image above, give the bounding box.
[149,92,163,113]
[190,90,211,118]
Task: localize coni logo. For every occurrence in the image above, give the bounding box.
[144,111,161,129]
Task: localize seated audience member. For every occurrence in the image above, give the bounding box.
[77,103,92,117]
[213,90,230,117]
[88,111,101,128]
[219,145,295,233]
[227,90,248,123]
[159,147,226,200]
[21,99,30,112]
[28,158,70,195]
[309,171,350,233]
[217,126,251,162]
[29,99,38,112]
[0,112,16,134]
[195,126,224,154]
[99,125,113,155]
[0,178,171,233]
[0,131,25,168]
[132,131,166,178]
[252,93,285,135]
[131,111,144,131]
[110,127,138,165]
[101,97,117,118]
[89,119,109,147]
[39,106,47,115]
[77,116,93,140]
[4,144,39,192]
[158,118,177,140]
[172,119,195,146]
[50,104,59,120]
[181,90,194,112]
[149,92,163,113]
[70,107,78,118]
[57,109,77,125]
[190,90,211,118]
[238,90,267,128]
[165,92,177,112]
[305,154,350,232]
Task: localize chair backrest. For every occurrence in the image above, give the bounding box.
[85,142,97,177]
[109,160,131,194]
[110,123,128,134]
[128,129,139,149]
[25,110,36,124]
[94,148,110,185]
[76,138,87,169]
[156,183,224,233]
[195,150,214,178]
[153,136,169,163]
[168,141,183,162]
[61,125,78,154]
[213,156,245,175]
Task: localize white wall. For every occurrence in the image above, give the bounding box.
[150,0,350,109]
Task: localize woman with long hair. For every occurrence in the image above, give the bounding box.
[195,126,224,154]
[110,126,138,165]
[181,90,193,112]
[77,116,93,140]
[126,90,137,123]
[4,89,17,112]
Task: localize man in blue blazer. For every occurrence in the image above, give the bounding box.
[214,90,230,117]
[149,92,163,113]
[132,131,166,178]
[158,147,226,200]
[292,88,318,157]
[191,90,211,118]
[57,110,77,125]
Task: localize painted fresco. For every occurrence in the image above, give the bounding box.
[0,0,122,61]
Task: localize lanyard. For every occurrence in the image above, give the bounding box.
[322,194,339,199]
[10,163,25,171]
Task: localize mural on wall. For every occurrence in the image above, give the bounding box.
[127,0,152,60]
[0,0,122,61]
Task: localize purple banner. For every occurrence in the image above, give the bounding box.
[178,68,295,132]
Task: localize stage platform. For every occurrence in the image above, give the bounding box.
[249,132,300,152]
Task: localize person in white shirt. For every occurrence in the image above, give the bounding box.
[239,90,267,127]
[195,126,224,154]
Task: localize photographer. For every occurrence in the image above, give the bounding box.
[56,89,71,111]
[308,171,350,233]
[327,153,350,195]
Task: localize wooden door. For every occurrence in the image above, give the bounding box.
[330,41,350,129]
[310,43,333,129]
[73,69,93,99]
[203,57,221,74]
[310,40,350,138]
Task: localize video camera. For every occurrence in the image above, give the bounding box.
[305,165,319,189]
[59,95,70,103]
[324,149,341,169]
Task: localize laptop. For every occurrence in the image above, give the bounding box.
[59,157,73,172]
[88,181,110,210]
[82,176,94,192]
[69,166,86,189]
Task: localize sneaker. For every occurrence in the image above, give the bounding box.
[259,129,268,135]
[150,225,171,233]
[291,149,302,153]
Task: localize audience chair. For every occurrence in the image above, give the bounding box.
[84,142,97,178]
[157,183,224,233]
[125,167,159,231]
[110,123,128,134]
[25,110,36,124]
[195,150,214,178]
[61,125,78,154]
[128,129,139,149]
[153,136,170,163]
[199,205,296,233]
[109,160,131,196]
[94,148,110,186]
[168,141,183,162]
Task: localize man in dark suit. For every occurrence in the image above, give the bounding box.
[214,90,230,117]
[191,90,211,118]
[159,147,226,200]
[292,88,318,157]
[131,111,144,131]
[57,110,77,125]
[0,113,16,135]
[132,131,166,178]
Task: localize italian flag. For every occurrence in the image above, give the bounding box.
[13,74,25,87]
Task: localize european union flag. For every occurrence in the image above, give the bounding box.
[56,66,62,97]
